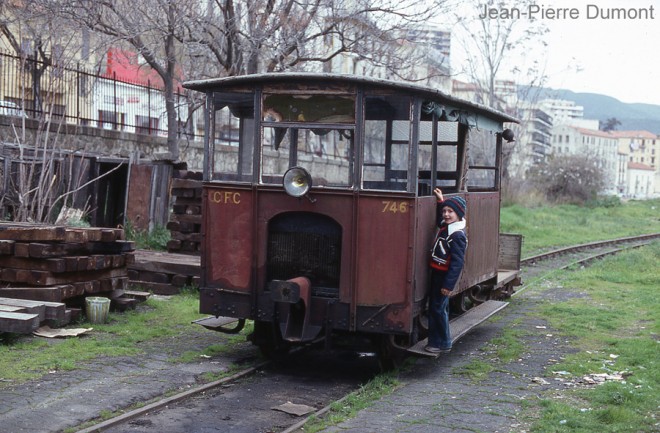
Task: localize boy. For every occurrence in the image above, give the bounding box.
[426,188,467,353]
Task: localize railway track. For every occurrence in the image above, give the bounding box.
[76,346,381,433]
[74,361,269,433]
[521,233,660,266]
[517,233,659,293]
[74,233,659,433]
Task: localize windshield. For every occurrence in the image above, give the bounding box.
[260,93,355,187]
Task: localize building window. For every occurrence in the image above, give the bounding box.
[98,110,125,130]
[98,110,117,130]
[136,115,160,135]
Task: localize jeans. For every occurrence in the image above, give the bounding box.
[428,270,451,349]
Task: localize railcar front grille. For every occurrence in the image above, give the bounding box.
[267,212,341,298]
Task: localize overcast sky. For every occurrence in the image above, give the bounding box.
[440,0,659,106]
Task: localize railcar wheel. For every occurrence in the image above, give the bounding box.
[374,322,419,372]
[450,291,472,314]
[251,321,290,360]
[467,285,490,304]
[502,282,516,298]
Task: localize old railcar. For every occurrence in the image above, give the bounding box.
[183,73,522,364]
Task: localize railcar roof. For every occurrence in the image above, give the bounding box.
[183,73,519,124]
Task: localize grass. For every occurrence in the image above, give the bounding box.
[521,242,660,432]
[301,372,401,433]
[0,290,213,386]
[500,198,660,256]
[124,222,171,250]
[455,325,526,381]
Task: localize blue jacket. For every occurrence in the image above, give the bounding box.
[430,218,467,291]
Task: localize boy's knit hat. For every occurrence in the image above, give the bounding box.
[442,196,467,220]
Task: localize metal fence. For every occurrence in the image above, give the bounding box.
[0,49,200,139]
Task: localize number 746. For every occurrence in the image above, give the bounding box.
[381,201,408,213]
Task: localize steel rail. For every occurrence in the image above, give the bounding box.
[521,233,660,266]
[74,360,270,433]
[514,233,658,298]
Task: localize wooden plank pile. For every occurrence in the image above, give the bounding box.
[127,250,200,295]
[166,171,202,256]
[0,297,68,334]
[0,223,136,334]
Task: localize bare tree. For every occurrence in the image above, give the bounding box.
[451,0,548,109]
[1,2,85,222]
[39,0,447,161]
[446,1,550,198]
[189,0,444,79]
[0,1,67,117]
[43,0,200,161]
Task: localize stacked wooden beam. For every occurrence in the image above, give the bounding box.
[166,171,202,256]
[0,223,135,334]
[0,297,68,334]
[127,250,200,295]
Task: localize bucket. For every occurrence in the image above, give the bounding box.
[86,297,111,324]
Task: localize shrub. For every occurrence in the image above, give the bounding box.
[124,222,170,250]
[528,154,605,204]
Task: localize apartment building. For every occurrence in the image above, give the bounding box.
[506,104,553,178]
[625,162,655,199]
[551,124,619,195]
[540,99,585,124]
[609,130,659,197]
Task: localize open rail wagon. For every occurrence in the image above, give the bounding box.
[183,73,523,366]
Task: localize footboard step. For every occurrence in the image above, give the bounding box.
[408,300,509,357]
[192,315,239,330]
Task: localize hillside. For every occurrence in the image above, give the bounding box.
[538,88,660,134]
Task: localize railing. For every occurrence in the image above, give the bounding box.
[0,49,202,140]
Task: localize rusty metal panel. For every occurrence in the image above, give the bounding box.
[413,197,437,302]
[202,184,254,291]
[355,195,413,306]
[459,192,500,290]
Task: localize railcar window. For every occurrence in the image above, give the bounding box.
[467,128,498,190]
[362,95,411,191]
[417,120,460,196]
[261,127,353,187]
[263,94,355,123]
[210,92,254,182]
[260,93,355,187]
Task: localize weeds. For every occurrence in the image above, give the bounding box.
[124,222,171,250]
[525,243,660,432]
[500,199,660,256]
[454,359,495,381]
[0,293,207,386]
[302,372,400,433]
